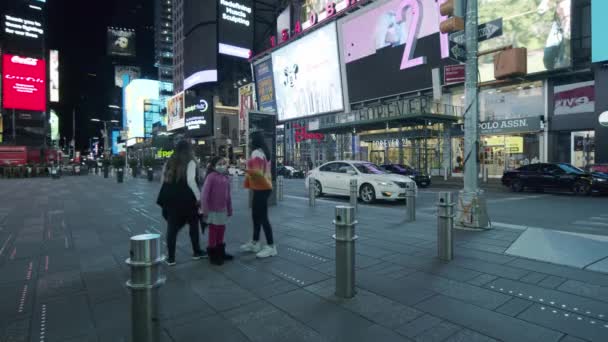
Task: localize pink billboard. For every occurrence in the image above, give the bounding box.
[339,0,456,103]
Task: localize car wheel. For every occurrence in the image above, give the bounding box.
[511,180,524,192]
[572,181,591,196]
[360,184,376,204]
[314,180,323,197]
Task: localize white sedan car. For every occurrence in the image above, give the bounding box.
[305,161,417,203]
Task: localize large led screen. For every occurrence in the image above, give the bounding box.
[2,54,46,111]
[185,88,214,137]
[272,22,343,121]
[339,0,456,103]
[49,50,59,102]
[167,92,185,131]
[107,28,136,57]
[478,0,571,81]
[253,57,276,113]
[218,0,253,58]
[592,0,608,63]
[124,79,159,139]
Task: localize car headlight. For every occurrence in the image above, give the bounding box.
[377,181,390,186]
[593,178,607,183]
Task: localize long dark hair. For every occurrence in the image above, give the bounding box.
[164,140,193,183]
[250,132,270,160]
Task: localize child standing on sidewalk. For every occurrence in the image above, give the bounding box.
[200,156,234,265]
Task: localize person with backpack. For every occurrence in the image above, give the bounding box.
[157,140,205,266]
[200,156,233,265]
[241,132,277,258]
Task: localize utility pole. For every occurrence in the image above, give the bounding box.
[459,0,490,229]
[72,108,76,158]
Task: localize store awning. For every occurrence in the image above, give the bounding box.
[307,96,462,134]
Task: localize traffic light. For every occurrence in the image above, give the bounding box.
[439,0,464,34]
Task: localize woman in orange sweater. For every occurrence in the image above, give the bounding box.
[241,132,277,258]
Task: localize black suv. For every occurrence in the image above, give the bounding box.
[502,163,608,195]
[382,164,431,188]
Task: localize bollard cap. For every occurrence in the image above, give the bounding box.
[437,192,454,205]
[335,205,356,225]
[129,233,163,264]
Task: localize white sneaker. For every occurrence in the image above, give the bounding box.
[256,245,278,258]
[240,240,262,253]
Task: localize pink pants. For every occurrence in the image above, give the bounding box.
[208,225,226,247]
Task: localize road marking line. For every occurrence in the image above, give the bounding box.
[573,220,608,227]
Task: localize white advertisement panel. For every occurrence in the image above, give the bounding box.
[124,79,159,139]
[49,50,59,102]
[271,22,343,121]
[554,81,595,115]
[166,92,185,131]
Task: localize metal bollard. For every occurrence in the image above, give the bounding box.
[483,167,489,183]
[437,192,455,261]
[126,234,166,342]
[444,167,448,181]
[277,175,284,201]
[349,179,358,214]
[333,206,357,298]
[308,177,316,208]
[405,182,416,222]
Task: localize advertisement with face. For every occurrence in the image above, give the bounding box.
[167,92,185,131]
[238,83,255,143]
[115,66,141,88]
[49,50,59,102]
[2,54,46,111]
[478,0,571,82]
[107,28,136,57]
[253,57,276,113]
[124,79,159,139]
[339,0,456,103]
[272,22,343,121]
[185,89,214,137]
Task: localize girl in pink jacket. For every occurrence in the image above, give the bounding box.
[200,157,233,265]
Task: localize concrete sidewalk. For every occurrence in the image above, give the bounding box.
[0,176,607,341]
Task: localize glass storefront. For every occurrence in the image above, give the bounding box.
[571,131,595,168]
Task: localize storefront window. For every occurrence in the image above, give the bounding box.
[571,131,595,168]
[479,81,544,121]
[452,133,541,177]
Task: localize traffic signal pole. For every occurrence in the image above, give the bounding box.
[458,0,490,229]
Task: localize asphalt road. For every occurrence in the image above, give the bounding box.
[279,178,608,236]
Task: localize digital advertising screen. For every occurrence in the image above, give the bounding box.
[271,22,343,122]
[253,57,276,113]
[114,66,141,88]
[49,109,59,142]
[166,92,185,131]
[124,79,159,139]
[238,83,255,143]
[107,28,136,57]
[111,130,120,155]
[2,54,46,111]
[3,14,44,39]
[478,0,571,81]
[592,0,607,63]
[339,0,456,103]
[49,50,59,102]
[218,0,253,58]
[185,88,214,137]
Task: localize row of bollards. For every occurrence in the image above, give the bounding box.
[125,184,455,333]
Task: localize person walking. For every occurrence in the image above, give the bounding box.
[156,140,205,266]
[241,132,277,258]
[200,156,233,265]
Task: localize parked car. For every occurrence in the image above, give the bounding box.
[278,165,305,179]
[381,164,431,188]
[587,164,608,175]
[501,162,608,195]
[305,161,417,203]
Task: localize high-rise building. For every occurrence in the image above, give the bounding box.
[155,0,173,99]
[172,0,184,93]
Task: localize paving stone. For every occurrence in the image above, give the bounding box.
[357,269,436,306]
[36,270,84,299]
[486,278,608,320]
[508,258,608,286]
[451,257,530,280]
[467,274,498,287]
[443,329,499,342]
[558,335,594,342]
[416,295,564,342]
[518,304,607,342]
[166,314,250,342]
[496,298,534,317]
[455,248,517,264]
[0,281,33,319]
[520,272,548,284]
[558,280,608,303]
[539,275,567,289]
[413,321,462,342]
[159,280,216,320]
[190,275,259,312]
[31,294,96,342]
[396,314,443,338]
[0,318,30,342]
[0,258,38,285]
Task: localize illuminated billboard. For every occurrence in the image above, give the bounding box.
[49,109,59,142]
[271,22,343,121]
[3,14,44,39]
[49,50,59,102]
[185,89,214,137]
[115,66,141,88]
[592,0,608,63]
[166,92,185,131]
[107,28,136,57]
[478,0,571,81]
[218,0,253,58]
[124,79,159,139]
[2,54,46,111]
